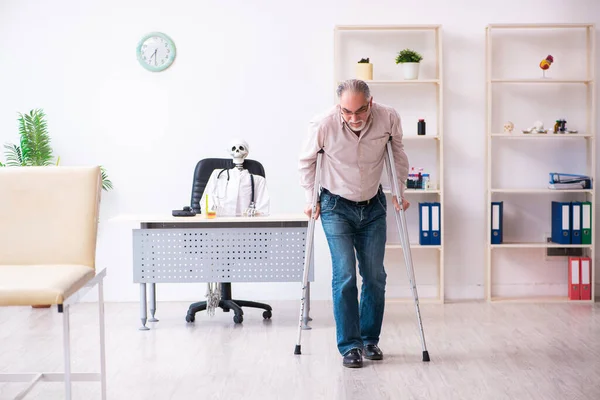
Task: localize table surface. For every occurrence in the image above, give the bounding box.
[109,213,310,224]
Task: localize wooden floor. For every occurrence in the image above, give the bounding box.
[0,300,599,400]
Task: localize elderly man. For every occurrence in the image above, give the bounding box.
[298,79,409,368]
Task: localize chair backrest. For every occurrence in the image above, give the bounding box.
[190,158,265,212]
[0,166,101,267]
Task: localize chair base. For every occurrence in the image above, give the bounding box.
[185,282,272,324]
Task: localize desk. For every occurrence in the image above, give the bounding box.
[111,214,314,330]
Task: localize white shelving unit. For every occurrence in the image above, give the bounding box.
[485,23,596,303]
[334,25,444,303]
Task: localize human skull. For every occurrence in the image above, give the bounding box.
[503,121,514,133]
[229,139,249,166]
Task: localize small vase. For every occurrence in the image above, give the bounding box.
[402,62,420,80]
[356,63,373,81]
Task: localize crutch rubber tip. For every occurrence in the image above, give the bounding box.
[422,351,430,362]
[294,345,302,355]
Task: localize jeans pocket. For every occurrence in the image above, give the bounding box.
[320,192,338,213]
[375,191,387,212]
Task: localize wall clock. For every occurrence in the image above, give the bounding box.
[136,32,176,72]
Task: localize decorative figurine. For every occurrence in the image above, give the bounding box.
[522,120,546,134]
[503,121,514,133]
[559,119,567,133]
[539,54,554,78]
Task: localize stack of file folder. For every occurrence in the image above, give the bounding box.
[419,202,441,245]
[548,172,592,190]
[551,201,592,244]
[568,257,592,300]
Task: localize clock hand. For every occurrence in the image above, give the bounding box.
[149,49,158,65]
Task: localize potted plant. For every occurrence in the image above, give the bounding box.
[356,57,373,81]
[1,109,113,308]
[395,49,423,80]
[1,108,113,191]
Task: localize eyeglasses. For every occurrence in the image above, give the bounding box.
[340,103,370,117]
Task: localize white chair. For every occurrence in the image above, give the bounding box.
[0,166,107,400]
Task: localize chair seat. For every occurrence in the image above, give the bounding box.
[0,264,95,306]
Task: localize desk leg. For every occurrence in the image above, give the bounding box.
[139,283,150,331]
[148,283,159,322]
[302,282,312,330]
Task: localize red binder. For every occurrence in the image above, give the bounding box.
[580,257,592,301]
[568,257,581,300]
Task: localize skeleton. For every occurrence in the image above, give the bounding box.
[202,139,268,316]
[230,140,249,169]
[229,139,256,216]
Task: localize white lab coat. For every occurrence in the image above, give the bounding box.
[200,168,270,216]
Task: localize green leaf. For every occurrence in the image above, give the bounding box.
[18,109,54,166]
[101,166,113,191]
[3,144,25,166]
[395,48,423,64]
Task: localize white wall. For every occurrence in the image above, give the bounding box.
[1,0,598,303]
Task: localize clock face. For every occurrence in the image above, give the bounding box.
[136,32,176,72]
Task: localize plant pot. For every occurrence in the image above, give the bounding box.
[356,63,373,81]
[402,62,420,80]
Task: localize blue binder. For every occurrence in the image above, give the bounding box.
[419,202,431,245]
[551,201,571,244]
[570,201,582,245]
[430,202,441,245]
[491,201,503,244]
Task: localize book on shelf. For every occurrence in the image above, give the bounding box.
[548,172,592,189]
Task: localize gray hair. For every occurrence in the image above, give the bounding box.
[336,79,371,100]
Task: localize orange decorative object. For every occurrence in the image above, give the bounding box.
[539,55,554,77]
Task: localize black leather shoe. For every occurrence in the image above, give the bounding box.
[343,348,363,368]
[364,344,383,360]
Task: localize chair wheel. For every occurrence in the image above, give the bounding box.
[263,310,272,319]
[186,314,195,323]
[233,314,243,324]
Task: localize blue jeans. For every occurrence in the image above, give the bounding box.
[320,187,388,356]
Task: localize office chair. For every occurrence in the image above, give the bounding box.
[185,158,273,324]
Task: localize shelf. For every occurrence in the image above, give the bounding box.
[490,296,593,303]
[335,24,441,32]
[487,23,594,29]
[490,242,593,249]
[402,135,440,140]
[485,23,596,303]
[490,189,593,194]
[362,79,440,85]
[386,244,441,250]
[383,189,441,195]
[335,24,445,303]
[490,133,592,139]
[490,78,592,84]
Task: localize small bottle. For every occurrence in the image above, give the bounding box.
[418,119,426,135]
[422,174,430,189]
